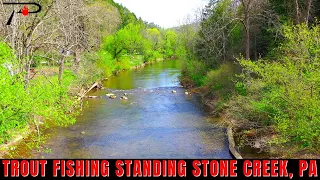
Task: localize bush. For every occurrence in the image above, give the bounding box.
[235,82,247,96]
[145,50,163,62]
[0,42,14,65]
[0,42,26,143]
[97,50,116,76]
[28,76,78,127]
[72,52,104,89]
[204,62,240,92]
[116,55,131,70]
[230,23,320,149]
[202,62,241,113]
[181,59,207,87]
[0,42,78,144]
[131,55,144,66]
[176,45,187,60]
[0,66,28,143]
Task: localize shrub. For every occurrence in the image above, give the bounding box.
[0,42,78,144]
[0,66,29,143]
[117,55,131,70]
[28,76,78,127]
[72,52,104,89]
[97,50,116,76]
[231,23,320,149]
[131,55,144,66]
[204,62,240,92]
[182,59,207,86]
[0,42,14,65]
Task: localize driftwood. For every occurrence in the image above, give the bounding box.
[227,127,243,159]
[77,82,101,101]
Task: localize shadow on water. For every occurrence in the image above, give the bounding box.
[6,60,232,159]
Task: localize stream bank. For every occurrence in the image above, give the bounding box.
[180,79,320,159]
[179,79,263,159]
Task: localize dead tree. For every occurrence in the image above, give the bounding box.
[53,0,86,84]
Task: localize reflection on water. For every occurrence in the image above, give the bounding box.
[103,60,182,90]
[7,60,232,159]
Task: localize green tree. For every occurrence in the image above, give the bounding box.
[144,28,163,51]
[233,24,320,148]
[164,30,178,57]
[103,23,144,59]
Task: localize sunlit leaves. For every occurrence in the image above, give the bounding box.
[235,24,320,148]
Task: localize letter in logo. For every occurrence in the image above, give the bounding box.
[3,2,42,25]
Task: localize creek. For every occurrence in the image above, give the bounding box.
[7,60,232,159]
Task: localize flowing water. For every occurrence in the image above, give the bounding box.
[7,60,232,159]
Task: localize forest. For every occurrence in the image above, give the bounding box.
[1,0,320,158]
[179,0,320,158]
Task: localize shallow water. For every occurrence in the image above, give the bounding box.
[7,60,232,159]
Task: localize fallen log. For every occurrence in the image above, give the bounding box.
[77,82,100,101]
[227,127,243,159]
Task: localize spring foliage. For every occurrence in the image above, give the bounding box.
[0,42,78,143]
[179,0,320,154]
[97,22,181,77]
[234,24,320,148]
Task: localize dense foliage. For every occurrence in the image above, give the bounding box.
[234,24,320,148]
[97,21,181,77]
[179,0,320,156]
[0,42,78,144]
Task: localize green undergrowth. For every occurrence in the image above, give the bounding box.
[180,23,320,157]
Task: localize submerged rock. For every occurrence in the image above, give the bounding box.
[120,96,128,100]
[106,93,115,97]
[109,95,117,99]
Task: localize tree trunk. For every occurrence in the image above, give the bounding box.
[222,31,226,62]
[11,14,16,55]
[254,34,257,60]
[73,50,81,74]
[58,56,65,85]
[245,15,250,59]
[306,0,312,25]
[295,0,300,24]
[241,0,251,60]
[24,41,32,90]
[24,59,31,90]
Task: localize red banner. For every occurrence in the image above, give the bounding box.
[1,159,318,178]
